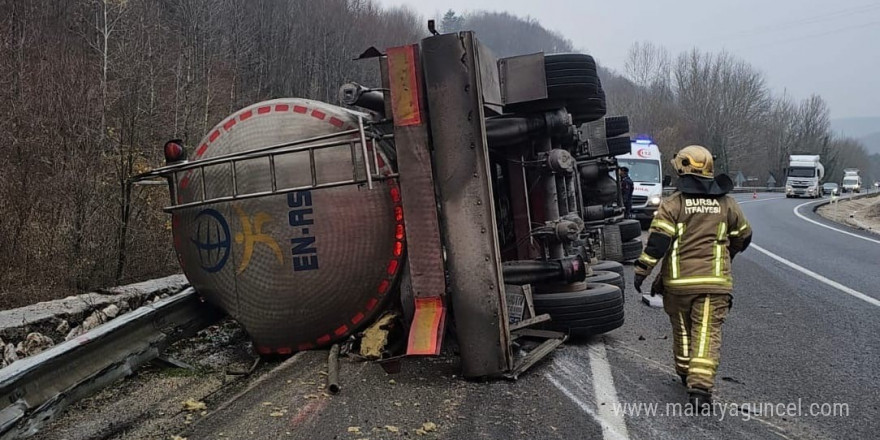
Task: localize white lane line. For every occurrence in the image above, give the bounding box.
[546,341,630,440]
[751,244,880,307]
[793,200,880,245]
[588,341,630,440]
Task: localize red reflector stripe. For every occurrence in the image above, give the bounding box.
[351,312,365,324]
[395,224,405,240]
[223,119,236,130]
[257,106,271,114]
[390,187,401,203]
[334,325,349,336]
[394,206,403,222]
[240,110,253,121]
[209,130,220,142]
[316,334,331,344]
[407,297,446,356]
[378,279,390,294]
[393,241,403,257]
[179,175,190,189]
[387,45,423,127]
[377,155,386,168]
[311,110,326,120]
[387,260,399,275]
[275,104,289,112]
[366,298,378,310]
[294,106,307,114]
[196,144,208,157]
[329,117,344,128]
[297,342,315,351]
[277,347,292,355]
[256,346,272,355]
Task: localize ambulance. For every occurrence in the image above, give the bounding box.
[615,138,663,228]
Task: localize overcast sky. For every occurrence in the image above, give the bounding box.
[380,0,880,120]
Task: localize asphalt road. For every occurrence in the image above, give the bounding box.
[176,193,879,440]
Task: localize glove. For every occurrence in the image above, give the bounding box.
[634,273,646,293]
[651,275,664,296]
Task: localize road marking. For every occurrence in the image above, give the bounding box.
[588,341,630,440]
[751,244,880,307]
[547,341,630,440]
[793,200,880,245]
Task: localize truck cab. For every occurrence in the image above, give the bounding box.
[785,155,824,198]
[842,169,861,193]
[615,139,663,228]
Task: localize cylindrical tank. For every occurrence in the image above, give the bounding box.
[170,98,403,355]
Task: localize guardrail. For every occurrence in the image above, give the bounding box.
[729,187,784,193]
[0,288,222,439]
[662,186,784,196]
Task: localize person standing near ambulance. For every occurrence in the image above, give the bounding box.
[632,145,752,410]
[619,167,634,218]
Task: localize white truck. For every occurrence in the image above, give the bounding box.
[785,155,824,198]
[615,139,663,228]
[842,168,862,193]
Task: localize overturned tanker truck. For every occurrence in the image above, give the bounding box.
[132,30,633,379]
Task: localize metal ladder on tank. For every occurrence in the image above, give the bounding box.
[131,116,395,212]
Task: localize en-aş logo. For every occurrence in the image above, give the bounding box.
[191,209,231,273]
[233,206,283,274]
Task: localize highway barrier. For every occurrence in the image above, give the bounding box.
[0,288,222,439]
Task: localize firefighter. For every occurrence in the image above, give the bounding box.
[619,167,634,218]
[632,145,751,411]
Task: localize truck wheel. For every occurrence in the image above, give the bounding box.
[534,283,624,337]
[592,260,624,277]
[604,116,630,138]
[617,219,642,242]
[606,135,632,156]
[622,238,643,261]
[544,53,598,69]
[602,223,624,262]
[587,270,624,293]
[587,270,624,302]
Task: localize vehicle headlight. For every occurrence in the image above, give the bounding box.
[807,186,816,191]
[649,196,661,205]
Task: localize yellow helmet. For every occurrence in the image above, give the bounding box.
[671,145,714,178]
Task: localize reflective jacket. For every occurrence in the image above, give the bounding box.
[634,189,751,295]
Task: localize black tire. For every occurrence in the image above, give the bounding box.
[617,219,642,242]
[534,283,624,336]
[547,84,602,99]
[602,223,624,262]
[622,238,643,261]
[592,260,624,277]
[547,302,623,321]
[544,53,598,69]
[604,116,630,137]
[546,68,599,79]
[606,135,631,156]
[546,76,601,86]
[569,317,625,337]
[586,270,624,293]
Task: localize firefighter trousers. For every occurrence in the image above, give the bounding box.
[663,293,731,391]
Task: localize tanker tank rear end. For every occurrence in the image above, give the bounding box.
[170,98,403,355]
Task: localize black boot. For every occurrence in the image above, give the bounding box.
[687,388,713,415]
[678,373,687,386]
